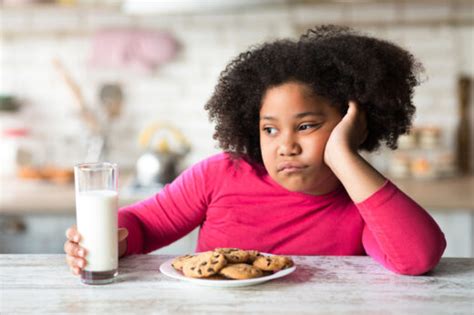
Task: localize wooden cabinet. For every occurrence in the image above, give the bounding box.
[0,214,75,253]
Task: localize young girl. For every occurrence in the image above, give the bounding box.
[65,25,446,276]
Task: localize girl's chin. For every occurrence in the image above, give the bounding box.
[277,176,336,196]
[278,179,315,194]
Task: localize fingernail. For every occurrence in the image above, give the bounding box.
[78,260,85,268]
[78,249,84,257]
[73,235,79,242]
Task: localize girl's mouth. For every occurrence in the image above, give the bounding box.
[277,162,307,173]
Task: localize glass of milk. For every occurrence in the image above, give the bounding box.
[74,162,118,285]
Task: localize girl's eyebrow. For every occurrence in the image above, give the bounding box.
[260,111,326,121]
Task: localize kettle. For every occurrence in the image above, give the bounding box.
[135,122,190,187]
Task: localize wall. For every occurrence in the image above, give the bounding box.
[1,1,473,171]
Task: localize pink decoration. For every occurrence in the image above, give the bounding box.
[89,29,178,74]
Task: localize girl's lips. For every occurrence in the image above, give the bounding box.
[280,167,305,174]
[277,162,307,172]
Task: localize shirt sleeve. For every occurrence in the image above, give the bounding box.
[357,180,446,275]
[118,159,211,255]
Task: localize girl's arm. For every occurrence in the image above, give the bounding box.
[118,158,211,255]
[357,181,446,275]
[325,102,446,275]
[326,145,385,203]
[324,101,386,203]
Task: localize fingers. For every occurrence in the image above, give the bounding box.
[347,100,363,117]
[347,100,358,113]
[64,240,87,276]
[66,256,86,274]
[118,228,129,258]
[348,100,368,146]
[64,226,127,276]
[348,100,357,109]
[66,255,86,275]
[343,101,359,124]
[64,225,87,276]
[64,240,86,257]
[118,227,129,242]
[65,225,81,243]
[348,100,367,123]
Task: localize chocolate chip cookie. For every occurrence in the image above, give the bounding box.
[182,251,227,278]
[246,250,262,263]
[252,255,294,272]
[219,263,264,280]
[214,248,250,263]
[171,254,195,271]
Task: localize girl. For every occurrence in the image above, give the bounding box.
[65,25,446,276]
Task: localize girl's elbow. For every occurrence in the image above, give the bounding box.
[391,261,436,276]
[392,238,447,276]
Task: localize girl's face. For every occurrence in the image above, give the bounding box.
[259,81,343,195]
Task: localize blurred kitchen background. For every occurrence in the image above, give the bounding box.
[1,0,473,257]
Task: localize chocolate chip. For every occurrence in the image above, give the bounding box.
[191,267,195,270]
[207,268,215,273]
[198,269,202,275]
[200,261,208,266]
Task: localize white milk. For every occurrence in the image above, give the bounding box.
[76,190,118,272]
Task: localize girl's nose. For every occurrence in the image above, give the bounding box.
[278,135,301,156]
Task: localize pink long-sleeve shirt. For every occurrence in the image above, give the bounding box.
[119,153,446,275]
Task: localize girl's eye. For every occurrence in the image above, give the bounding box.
[298,123,319,131]
[263,127,277,135]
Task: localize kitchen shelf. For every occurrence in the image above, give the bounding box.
[0,2,120,13]
[1,174,473,215]
[0,170,140,215]
[391,175,474,211]
[0,3,127,39]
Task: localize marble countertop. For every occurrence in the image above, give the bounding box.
[1,255,473,314]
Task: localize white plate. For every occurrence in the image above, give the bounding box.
[159,253,296,288]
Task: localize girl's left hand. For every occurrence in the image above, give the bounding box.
[324,101,368,167]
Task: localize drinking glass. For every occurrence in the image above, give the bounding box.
[74,162,118,285]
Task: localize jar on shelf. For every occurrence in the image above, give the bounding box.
[0,128,34,178]
[410,156,436,179]
[388,153,411,179]
[418,127,441,149]
[435,151,458,178]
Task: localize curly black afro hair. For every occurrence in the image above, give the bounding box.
[205,25,423,164]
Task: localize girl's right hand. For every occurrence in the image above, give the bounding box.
[64,225,129,276]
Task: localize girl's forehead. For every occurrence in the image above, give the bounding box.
[260,82,332,113]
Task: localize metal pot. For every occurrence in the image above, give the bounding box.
[135,122,191,187]
[135,151,178,187]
